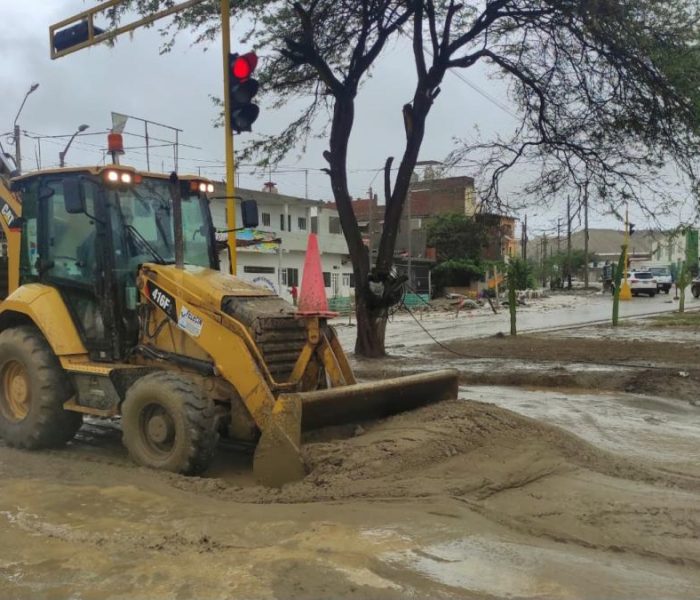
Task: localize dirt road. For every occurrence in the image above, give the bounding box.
[1,320,700,599]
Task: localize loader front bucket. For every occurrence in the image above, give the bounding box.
[253,369,459,487]
[299,369,459,430]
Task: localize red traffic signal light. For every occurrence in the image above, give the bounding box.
[232,52,258,80]
[228,52,260,133]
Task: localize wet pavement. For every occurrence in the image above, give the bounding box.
[336,291,699,350]
[461,385,700,474]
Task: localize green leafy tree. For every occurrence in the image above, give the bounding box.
[431,258,484,293]
[678,262,691,313]
[536,250,599,288]
[426,213,488,263]
[507,261,518,335]
[110,0,700,357]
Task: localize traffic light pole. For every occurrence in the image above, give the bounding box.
[221,0,237,275]
[50,0,239,271]
[619,204,632,301]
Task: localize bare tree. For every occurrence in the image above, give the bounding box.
[111,0,700,357]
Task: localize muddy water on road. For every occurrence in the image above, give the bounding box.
[2,387,700,599]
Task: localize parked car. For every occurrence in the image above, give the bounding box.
[611,271,657,297]
[649,267,673,294]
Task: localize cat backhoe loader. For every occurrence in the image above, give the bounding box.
[0,153,457,487]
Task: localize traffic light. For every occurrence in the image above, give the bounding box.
[228,52,260,133]
[629,222,635,235]
[53,20,106,53]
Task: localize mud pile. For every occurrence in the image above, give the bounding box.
[171,399,657,504]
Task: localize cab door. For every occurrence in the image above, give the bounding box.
[37,175,117,360]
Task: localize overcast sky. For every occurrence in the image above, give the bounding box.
[2,0,695,239]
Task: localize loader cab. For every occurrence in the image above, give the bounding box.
[13,166,219,361]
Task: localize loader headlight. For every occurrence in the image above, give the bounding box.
[102,168,141,187]
[188,180,215,195]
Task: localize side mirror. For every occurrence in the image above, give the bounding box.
[241,199,259,229]
[64,178,86,214]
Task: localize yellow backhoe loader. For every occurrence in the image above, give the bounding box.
[0,152,457,486]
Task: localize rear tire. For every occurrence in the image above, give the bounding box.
[0,326,82,448]
[649,291,656,297]
[121,372,218,475]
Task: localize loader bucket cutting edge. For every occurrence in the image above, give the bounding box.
[253,395,306,488]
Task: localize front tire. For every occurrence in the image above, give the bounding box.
[0,326,82,448]
[121,372,218,475]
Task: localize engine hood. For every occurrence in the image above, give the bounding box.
[139,263,275,311]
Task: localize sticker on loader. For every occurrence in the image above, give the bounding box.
[178,306,203,337]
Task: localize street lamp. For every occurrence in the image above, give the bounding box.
[12,82,39,174]
[59,124,89,167]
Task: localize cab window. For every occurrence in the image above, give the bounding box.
[19,179,39,282]
[182,196,212,267]
[43,177,99,285]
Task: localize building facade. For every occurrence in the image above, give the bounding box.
[210,184,355,304]
[352,176,517,263]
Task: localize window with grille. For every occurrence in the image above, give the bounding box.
[262,212,271,226]
[283,268,299,287]
[329,216,341,234]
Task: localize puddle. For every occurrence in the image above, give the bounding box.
[385,535,697,599]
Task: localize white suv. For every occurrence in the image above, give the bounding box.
[612,271,657,297]
[649,267,672,294]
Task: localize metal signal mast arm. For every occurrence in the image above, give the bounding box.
[49,0,206,60]
[50,0,239,274]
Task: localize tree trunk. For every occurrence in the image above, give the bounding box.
[354,287,388,357]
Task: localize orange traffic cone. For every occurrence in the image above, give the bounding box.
[296,233,338,318]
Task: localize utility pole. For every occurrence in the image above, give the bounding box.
[221,0,237,275]
[145,121,150,171]
[583,182,589,288]
[619,203,632,301]
[557,218,562,254]
[541,235,548,287]
[368,186,374,266]
[521,215,528,261]
[566,195,572,289]
[13,125,21,174]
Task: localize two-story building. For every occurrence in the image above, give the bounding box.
[348,176,517,295]
[210,184,354,304]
